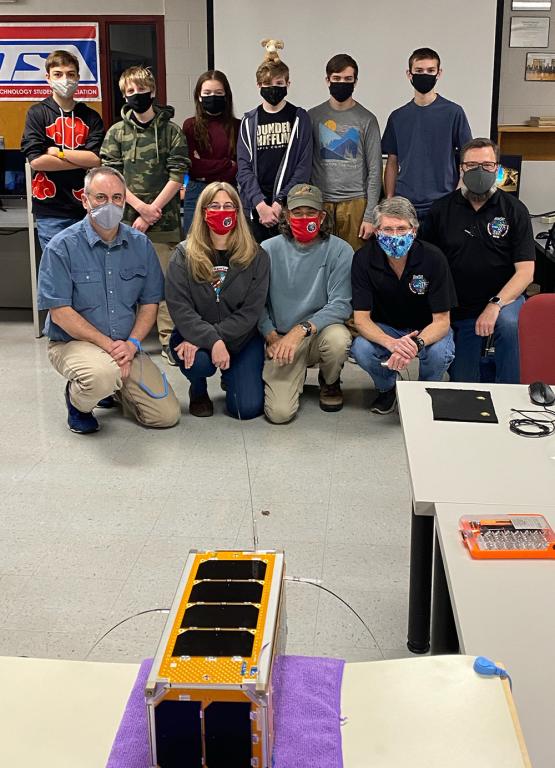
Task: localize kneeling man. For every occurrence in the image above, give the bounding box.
[38,166,180,433]
[259,183,352,423]
[351,196,456,414]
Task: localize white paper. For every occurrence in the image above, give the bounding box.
[510,16,550,47]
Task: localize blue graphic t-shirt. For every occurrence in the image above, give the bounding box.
[308,101,382,218]
[211,249,230,300]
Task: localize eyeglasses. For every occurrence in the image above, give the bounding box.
[379,227,412,236]
[89,193,125,204]
[205,203,237,211]
[461,161,498,172]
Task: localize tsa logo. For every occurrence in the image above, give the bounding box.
[0,23,101,101]
[487,217,509,239]
[409,274,429,295]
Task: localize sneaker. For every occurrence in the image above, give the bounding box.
[318,372,343,412]
[161,345,177,366]
[370,387,397,415]
[189,388,214,417]
[65,383,100,434]
[96,395,116,409]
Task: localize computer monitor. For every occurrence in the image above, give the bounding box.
[0,150,26,200]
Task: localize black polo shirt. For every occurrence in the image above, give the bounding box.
[351,238,457,330]
[422,189,535,320]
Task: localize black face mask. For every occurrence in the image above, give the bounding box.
[126,91,154,114]
[260,85,287,107]
[329,82,355,103]
[411,73,437,95]
[202,95,226,115]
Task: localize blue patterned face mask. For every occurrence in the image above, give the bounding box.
[377,231,415,259]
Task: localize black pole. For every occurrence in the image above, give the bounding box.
[206,0,215,70]
[490,0,505,143]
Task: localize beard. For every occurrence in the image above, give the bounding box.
[461,183,497,205]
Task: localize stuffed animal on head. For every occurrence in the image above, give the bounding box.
[261,38,285,63]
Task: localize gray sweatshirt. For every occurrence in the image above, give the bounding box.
[258,233,353,337]
[308,100,382,220]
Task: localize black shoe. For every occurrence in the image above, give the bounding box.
[189,388,214,417]
[96,395,116,409]
[161,345,178,366]
[370,387,397,415]
[65,383,100,434]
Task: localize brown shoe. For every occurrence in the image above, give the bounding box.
[318,373,343,412]
[189,388,214,417]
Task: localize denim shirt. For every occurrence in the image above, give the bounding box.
[38,217,164,342]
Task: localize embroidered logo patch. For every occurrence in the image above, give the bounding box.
[487,217,509,239]
[223,216,233,229]
[409,274,429,295]
[307,221,317,233]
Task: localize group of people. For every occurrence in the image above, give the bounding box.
[26,45,535,434]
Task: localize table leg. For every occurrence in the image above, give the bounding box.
[407,507,434,654]
[431,531,459,655]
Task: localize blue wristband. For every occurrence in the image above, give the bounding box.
[128,337,142,352]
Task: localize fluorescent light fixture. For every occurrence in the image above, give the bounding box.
[512,1,551,9]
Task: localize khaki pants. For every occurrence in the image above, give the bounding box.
[152,242,178,347]
[263,324,351,424]
[324,198,367,252]
[48,340,181,428]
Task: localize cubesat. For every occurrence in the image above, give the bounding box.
[146,549,286,767]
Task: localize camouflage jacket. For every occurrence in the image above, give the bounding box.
[100,104,190,242]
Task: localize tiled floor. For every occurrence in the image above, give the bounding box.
[0,318,414,665]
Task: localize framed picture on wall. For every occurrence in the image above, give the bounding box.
[512,1,551,9]
[510,17,550,47]
[525,52,555,80]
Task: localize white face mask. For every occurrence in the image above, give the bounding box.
[89,202,124,230]
[51,78,79,99]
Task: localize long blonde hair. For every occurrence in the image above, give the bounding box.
[186,181,258,282]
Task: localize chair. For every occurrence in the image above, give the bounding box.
[518,294,555,383]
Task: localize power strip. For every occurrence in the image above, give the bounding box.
[540,215,555,224]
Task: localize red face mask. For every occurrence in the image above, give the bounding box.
[289,215,321,243]
[205,208,237,235]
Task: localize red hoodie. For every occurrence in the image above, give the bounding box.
[182,116,240,185]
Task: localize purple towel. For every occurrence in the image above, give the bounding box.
[106,655,345,768]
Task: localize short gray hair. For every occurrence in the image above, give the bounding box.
[372,197,419,230]
[84,166,126,194]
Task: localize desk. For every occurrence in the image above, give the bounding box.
[0,654,530,767]
[532,219,555,293]
[397,380,555,654]
[435,503,555,768]
[0,200,42,336]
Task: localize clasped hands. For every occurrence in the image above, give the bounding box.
[107,339,138,379]
[266,327,305,366]
[256,200,282,228]
[382,331,420,372]
[132,201,163,232]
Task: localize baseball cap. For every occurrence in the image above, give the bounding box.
[287,184,324,211]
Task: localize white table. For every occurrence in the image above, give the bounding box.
[396,380,555,654]
[435,503,555,768]
[0,654,530,767]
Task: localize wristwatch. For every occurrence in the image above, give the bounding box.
[414,336,425,354]
[488,295,504,308]
[57,149,65,160]
[299,321,312,337]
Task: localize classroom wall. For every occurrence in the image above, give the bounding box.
[499,0,555,212]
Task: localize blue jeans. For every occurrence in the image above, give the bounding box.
[182,180,207,235]
[450,295,525,384]
[171,330,265,420]
[351,323,455,392]
[36,216,81,250]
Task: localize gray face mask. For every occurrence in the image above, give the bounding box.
[89,202,124,230]
[463,167,497,196]
[51,78,79,99]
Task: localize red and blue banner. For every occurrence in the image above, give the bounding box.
[0,23,101,101]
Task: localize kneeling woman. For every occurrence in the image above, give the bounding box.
[166,181,269,418]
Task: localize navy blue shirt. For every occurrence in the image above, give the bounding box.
[381,95,472,215]
[38,216,164,341]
